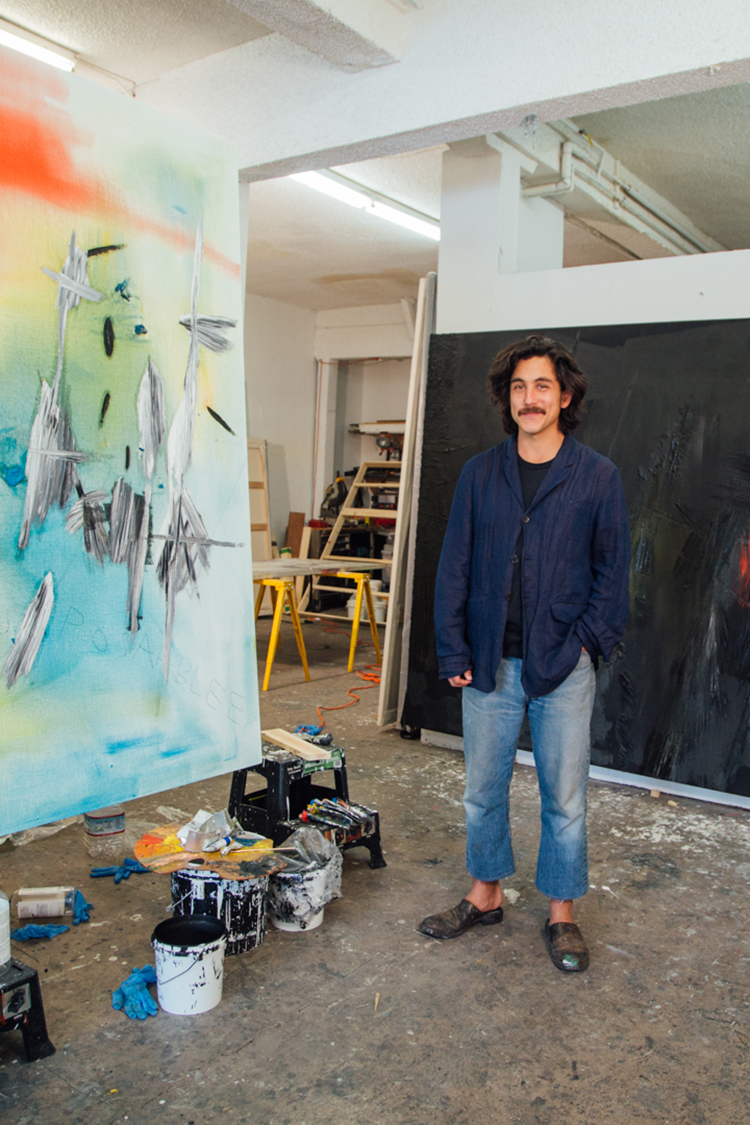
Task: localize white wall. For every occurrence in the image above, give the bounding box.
[244,293,317,544]
[315,304,413,361]
[338,357,411,471]
[436,247,750,335]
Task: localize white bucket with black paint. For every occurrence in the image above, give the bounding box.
[170,868,268,955]
[267,852,342,932]
[152,917,227,1015]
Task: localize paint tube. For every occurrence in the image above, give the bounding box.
[306,806,353,829]
[299,812,345,833]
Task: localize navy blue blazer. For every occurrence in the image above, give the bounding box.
[434,434,630,697]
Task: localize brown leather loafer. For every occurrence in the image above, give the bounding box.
[417,898,504,940]
[542,919,589,972]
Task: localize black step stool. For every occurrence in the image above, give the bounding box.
[0,959,55,1062]
[228,739,386,868]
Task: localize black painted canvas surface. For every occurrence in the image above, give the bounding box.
[403,320,750,797]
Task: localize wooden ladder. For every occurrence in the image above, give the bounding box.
[306,460,401,622]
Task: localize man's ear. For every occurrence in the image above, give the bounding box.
[561,390,572,409]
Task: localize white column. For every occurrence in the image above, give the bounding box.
[436,137,564,334]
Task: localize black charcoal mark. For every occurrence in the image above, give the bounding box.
[87,244,124,257]
[136,359,165,481]
[19,382,84,550]
[178,314,236,353]
[109,478,149,629]
[125,446,130,470]
[109,478,138,565]
[206,406,235,435]
[99,392,111,427]
[3,573,54,688]
[152,532,239,549]
[21,233,100,550]
[66,489,109,564]
[157,487,210,594]
[103,317,115,357]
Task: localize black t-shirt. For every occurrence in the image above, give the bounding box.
[502,454,553,658]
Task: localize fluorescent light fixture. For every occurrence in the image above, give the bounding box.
[290,170,440,241]
[0,18,76,71]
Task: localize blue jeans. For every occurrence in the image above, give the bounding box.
[462,651,595,900]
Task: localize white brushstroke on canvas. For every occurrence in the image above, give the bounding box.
[158,223,206,679]
[125,358,166,631]
[66,489,110,564]
[3,574,54,689]
[19,232,100,550]
[178,315,236,353]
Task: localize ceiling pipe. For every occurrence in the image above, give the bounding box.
[521,141,574,198]
[547,123,720,255]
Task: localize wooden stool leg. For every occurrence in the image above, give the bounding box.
[262,580,285,692]
[348,576,364,673]
[284,581,311,683]
[362,576,382,663]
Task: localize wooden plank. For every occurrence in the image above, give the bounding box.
[378,273,437,728]
[261,728,331,761]
[285,511,306,557]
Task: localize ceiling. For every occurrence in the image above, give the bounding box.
[0,0,270,90]
[3,2,750,309]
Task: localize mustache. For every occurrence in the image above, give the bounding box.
[518,407,545,415]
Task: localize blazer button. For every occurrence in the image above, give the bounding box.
[521,515,530,524]
[511,554,519,564]
[505,592,512,600]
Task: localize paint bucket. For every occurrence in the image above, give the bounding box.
[170,869,268,956]
[151,917,227,1016]
[267,863,331,932]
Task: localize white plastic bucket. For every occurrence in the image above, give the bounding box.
[268,864,330,932]
[151,917,227,1015]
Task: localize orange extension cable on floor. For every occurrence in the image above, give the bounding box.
[294,624,381,737]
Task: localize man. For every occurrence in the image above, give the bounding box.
[418,334,630,972]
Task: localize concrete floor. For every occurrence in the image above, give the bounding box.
[2,617,750,1124]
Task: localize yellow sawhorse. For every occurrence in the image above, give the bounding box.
[336,571,382,673]
[254,577,311,692]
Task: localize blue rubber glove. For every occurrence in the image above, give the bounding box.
[72,888,93,924]
[90,857,150,884]
[11,923,70,941]
[112,965,158,1020]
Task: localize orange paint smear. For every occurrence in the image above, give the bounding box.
[0,102,100,210]
[125,211,241,279]
[737,540,750,605]
[0,55,240,281]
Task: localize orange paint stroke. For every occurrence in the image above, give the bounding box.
[0,102,99,211]
[0,60,240,280]
[737,539,750,606]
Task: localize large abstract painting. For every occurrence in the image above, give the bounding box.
[403,321,750,799]
[0,48,260,835]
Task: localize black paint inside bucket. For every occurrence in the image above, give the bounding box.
[152,916,227,950]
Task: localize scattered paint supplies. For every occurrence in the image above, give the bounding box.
[112,965,158,1021]
[267,827,342,933]
[11,924,70,942]
[299,797,375,841]
[89,858,150,883]
[15,886,75,919]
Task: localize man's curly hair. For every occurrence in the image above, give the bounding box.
[487,334,588,436]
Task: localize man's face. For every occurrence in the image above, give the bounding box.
[509,355,571,439]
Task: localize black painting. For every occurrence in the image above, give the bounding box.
[402,320,750,797]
